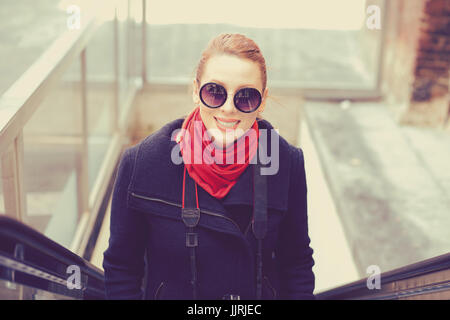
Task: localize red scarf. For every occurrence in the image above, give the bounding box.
[177,107,259,199]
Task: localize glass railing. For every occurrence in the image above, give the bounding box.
[0,0,145,256]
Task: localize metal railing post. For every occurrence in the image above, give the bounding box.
[113,6,120,132]
[142,0,147,85]
[79,49,89,219]
[0,132,27,222]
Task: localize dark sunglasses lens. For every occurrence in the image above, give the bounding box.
[200,83,226,108]
[234,88,262,112]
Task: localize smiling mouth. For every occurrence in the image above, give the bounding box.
[215,117,240,130]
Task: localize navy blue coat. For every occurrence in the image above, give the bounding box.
[103,117,315,300]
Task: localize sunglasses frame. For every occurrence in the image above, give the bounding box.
[199,82,263,113]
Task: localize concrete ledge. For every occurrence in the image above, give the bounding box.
[300,117,360,293]
[303,101,450,275]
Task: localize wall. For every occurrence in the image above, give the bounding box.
[381,0,450,129]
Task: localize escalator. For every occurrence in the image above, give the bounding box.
[1,213,449,300]
[0,216,104,300]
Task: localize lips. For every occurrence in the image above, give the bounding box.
[214,117,240,130]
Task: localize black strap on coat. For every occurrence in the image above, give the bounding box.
[252,150,268,300]
[181,167,200,300]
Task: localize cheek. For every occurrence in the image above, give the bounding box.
[238,115,258,130]
[199,107,215,124]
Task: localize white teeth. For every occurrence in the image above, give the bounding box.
[216,119,238,127]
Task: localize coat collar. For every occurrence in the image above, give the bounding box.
[129,117,293,215]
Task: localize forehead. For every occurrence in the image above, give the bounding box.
[201,54,262,90]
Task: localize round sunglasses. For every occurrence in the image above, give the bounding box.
[199,82,262,113]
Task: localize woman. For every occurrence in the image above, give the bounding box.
[103,33,315,300]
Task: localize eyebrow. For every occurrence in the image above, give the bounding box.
[209,79,256,90]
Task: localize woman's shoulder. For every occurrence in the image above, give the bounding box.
[141,117,185,146]
[254,118,306,211]
[119,118,185,197]
[256,117,303,162]
[119,118,185,176]
[129,117,184,151]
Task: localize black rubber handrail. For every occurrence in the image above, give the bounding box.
[0,216,105,299]
[315,252,450,300]
[1,215,448,300]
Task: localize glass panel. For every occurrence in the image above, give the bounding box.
[22,58,82,250]
[117,0,131,111]
[0,0,68,96]
[129,0,143,80]
[86,7,115,194]
[145,0,383,90]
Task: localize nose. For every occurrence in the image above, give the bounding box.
[221,92,237,114]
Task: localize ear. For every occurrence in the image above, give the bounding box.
[192,79,200,105]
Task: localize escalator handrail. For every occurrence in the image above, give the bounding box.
[3,215,448,300]
[0,215,104,298]
[315,252,450,299]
